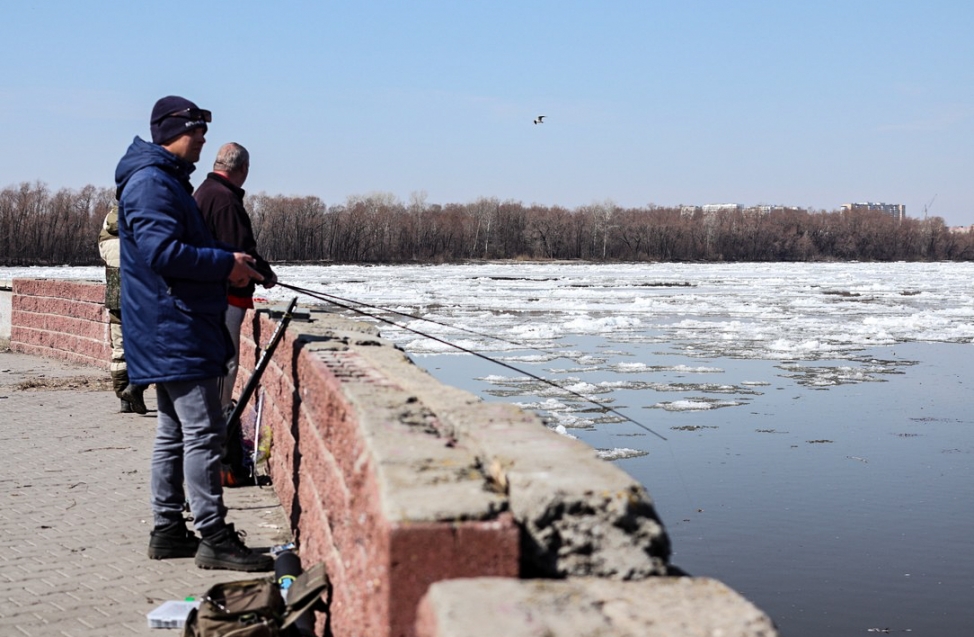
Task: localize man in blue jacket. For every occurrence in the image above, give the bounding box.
[115,95,272,572]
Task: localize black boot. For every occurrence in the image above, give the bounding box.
[148,520,200,559]
[111,368,129,399]
[195,523,274,572]
[120,399,133,413]
[119,384,148,415]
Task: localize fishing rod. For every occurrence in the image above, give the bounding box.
[276,280,668,441]
[277,281,538,350]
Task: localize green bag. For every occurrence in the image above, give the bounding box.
[183,562,331,637]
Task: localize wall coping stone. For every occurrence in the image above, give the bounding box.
[416,576,777,637]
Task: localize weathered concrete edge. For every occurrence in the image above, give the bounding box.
[416,577,778,637]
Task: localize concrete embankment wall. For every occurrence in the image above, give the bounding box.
[6,278,110,365]
[8,278,778,637]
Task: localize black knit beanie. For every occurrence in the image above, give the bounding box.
[150,95,210,145]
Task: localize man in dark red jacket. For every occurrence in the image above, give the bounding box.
[194,142,277,411]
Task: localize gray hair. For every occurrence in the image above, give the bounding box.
[213,142,249,173]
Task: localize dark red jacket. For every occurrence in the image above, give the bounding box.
[194,172,274,303]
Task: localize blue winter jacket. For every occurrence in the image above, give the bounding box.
[114,136,236,384]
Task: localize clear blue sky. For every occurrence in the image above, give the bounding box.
[2,1,972,225]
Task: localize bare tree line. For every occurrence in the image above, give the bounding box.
[3,182,974,265]
[0,182,114,265]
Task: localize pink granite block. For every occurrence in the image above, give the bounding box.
[388,516,520,637]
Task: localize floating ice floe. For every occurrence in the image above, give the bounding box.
[597,447,648,461]
[652,399,745,411]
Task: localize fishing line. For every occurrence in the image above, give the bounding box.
[278,281,539,350]
[281,279,713,567]
[277,280,668,441]
[279,280,712,565]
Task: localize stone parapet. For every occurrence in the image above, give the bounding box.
[234,310,523,637]
[9,278,109,367]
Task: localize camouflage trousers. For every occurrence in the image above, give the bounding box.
[108,308,128,397]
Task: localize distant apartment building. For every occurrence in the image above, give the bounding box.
[701,203,743,214]
[681,203,779,217]
[840,202,906,222]
[749,204,785,215]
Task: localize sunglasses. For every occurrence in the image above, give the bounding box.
[158,107,212,123]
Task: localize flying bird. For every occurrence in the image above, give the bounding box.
[533,115,546,125]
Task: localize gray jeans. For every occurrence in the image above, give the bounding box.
[151,378,228,534]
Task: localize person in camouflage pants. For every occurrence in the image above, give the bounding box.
[98,203,148,414]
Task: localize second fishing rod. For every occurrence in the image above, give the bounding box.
[275,280,667,441]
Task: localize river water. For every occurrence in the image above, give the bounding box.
[5,262,973,635]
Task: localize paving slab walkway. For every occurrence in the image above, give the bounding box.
[0,350,291,636]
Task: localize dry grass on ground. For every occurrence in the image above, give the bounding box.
[16,376,113,391]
